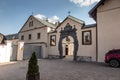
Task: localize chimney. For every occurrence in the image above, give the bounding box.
[46,18,49,22]
[55,21,60,26]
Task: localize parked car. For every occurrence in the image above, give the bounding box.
[105,49,120,67]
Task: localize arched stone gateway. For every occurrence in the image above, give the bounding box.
[58,23,79,61]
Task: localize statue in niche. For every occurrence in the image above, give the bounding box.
[85,33,90,42]
[82,30,91,45]
[50,35,56,46]
[66,36,70,42]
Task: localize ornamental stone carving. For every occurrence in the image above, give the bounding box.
[58,23,79,61]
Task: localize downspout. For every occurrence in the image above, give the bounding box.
[96,11,98,62]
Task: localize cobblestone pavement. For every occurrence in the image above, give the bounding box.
[0,59,120,80]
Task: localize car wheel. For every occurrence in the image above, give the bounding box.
[109,59,120,67]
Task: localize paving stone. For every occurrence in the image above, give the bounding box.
[0,59,120,80]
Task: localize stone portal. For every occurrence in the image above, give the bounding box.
[58,23,79,61]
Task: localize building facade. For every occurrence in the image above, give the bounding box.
[18,0,120,62]
[18,15,56,60]
[0,33,18,62]
[48,16,96,61]
[1,0,120,63]
[89,0,120,62]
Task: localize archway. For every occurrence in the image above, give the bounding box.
[62,36,74,56]
[58,23,79,61]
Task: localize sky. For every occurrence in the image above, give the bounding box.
[0,0,100,35]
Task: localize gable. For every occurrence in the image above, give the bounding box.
[34,17,56,29]
[97,0,120,12]
[89,0,120,20]
[89,0,105,20]
[56,15,84,30]
[19,15,45,33]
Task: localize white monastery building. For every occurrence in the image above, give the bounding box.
[0,0,120,62]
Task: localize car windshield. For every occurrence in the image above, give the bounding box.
[109,50,120,54]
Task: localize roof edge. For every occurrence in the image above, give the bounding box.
[89,0,106,20]
[18,15,33,33]
[82,23,96,29]
[55,15,85,29]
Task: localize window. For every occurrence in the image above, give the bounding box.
[37,33,41,39]
[28,34,32,40]
[50,35,56,46]
[29,21,33,27]
[21,35,24,40]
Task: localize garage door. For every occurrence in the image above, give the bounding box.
[33,46,42,59]
[23,45,42,60]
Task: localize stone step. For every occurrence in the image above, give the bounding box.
[63,55,73,61]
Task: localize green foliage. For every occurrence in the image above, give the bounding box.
[27,52,39,74]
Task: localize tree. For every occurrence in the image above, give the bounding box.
[26,52,40,80]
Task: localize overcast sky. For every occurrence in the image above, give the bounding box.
[0,0,100,35]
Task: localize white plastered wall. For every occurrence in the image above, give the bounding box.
[17,41,24,60]
[0,41,13,63]
[97,0,120,62]
[79,27,96,61]
[48,18,96,61]
[19,16,49,59]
